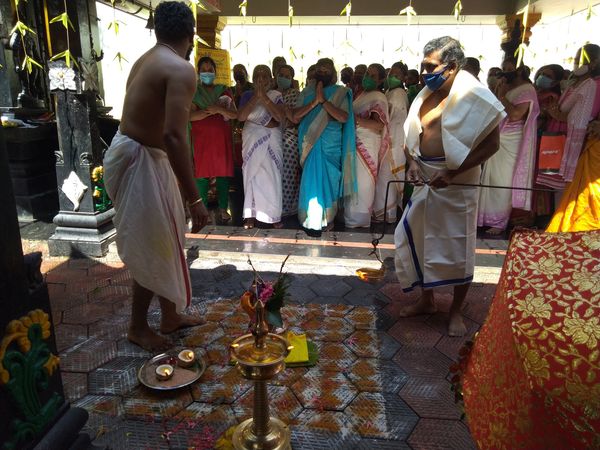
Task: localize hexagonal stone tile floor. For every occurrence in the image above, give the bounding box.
[36,230,503,449]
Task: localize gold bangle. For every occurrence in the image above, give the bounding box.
[188,198,203,207]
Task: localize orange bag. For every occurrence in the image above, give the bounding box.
[538,133,566,173]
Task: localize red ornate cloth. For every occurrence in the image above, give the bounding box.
[463,229,600,449]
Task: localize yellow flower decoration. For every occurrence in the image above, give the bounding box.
[564,316,600,349]
[515,293,553,320]
[214,425,236,449]
[0,309,58,385]
[91,166,104,182]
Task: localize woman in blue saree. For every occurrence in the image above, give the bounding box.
[292,58,357,237]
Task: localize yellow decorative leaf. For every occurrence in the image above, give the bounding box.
[453,0,462,21]
[590,349,599,362]
[49,12,75,32]
[11,21,36,37]
[399,5,417,16]
[580,46,590,66]
[340,1,351,17]
[21,55,42,74]
[194,35,210,47]
[514,43,527,67]
[587,2,596,21]
[239,0,247,17]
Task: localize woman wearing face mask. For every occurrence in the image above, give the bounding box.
[189,56,237,224]
[532,64,565,218]
[373,61,409,223]
[535,65,564,126]
[276,64,301,218]
[345,63,391,228]
[486,67,502,93]
[237,65,286,229]
[538,44,600,193]
[478,58,540,235]
[292,58,356,236]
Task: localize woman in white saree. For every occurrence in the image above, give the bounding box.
[237,65,286,229]
[345,63,391,228]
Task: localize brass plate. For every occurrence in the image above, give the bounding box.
[137,352,206,391]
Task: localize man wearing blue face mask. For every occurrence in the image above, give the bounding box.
[392,36,506,337]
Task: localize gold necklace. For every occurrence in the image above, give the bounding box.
[156,42,179,57]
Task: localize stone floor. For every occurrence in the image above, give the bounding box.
[24,225,508,449]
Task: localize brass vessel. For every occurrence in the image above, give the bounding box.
[229,301,292,450]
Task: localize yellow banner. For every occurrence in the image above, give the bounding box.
[195,48,232,86]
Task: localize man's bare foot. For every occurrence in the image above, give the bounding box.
[272,221,284,229]
[160,313,204,334]
[128,327,171,352]
[448,312,467,337]
[243,218,255,229]
[485,227,504,236]
[396,297,437,317]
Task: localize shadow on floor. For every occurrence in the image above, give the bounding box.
[41,248,496,449]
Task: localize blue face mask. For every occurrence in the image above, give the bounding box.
[200,72,215,85]
[535,74,554,90]
[277,76,292,90]
[423,65,448,91]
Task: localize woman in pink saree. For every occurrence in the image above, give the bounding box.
[537,44,600,191]
[478,60,539,235]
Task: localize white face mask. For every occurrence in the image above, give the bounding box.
[573,65,589,77]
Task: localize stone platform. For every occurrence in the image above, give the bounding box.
[24,225,507,449]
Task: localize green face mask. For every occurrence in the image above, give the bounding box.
[384,75,403,90]
[362,75,377,91]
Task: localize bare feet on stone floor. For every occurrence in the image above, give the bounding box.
[394,296,437,317]
[128,327,171,352]
[448,312,467,337]
[160,313,204,334]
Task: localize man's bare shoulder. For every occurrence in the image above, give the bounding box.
[167,58,196,84]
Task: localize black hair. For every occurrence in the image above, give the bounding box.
[277,64,295,78]
[233,64,248,77]
[368,63,386,91]
[391,61,408,77]
[537,64,564,95]
[407,69,419,77]
[544,64,565,82]
[253,64,272,80]
[423,36,465,69]
[197,56,217,73]
[463,57,480,73]
[154,1,195,43]
[355,64,367,73]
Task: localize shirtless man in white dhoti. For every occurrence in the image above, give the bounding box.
[393,37,505,336]
[104,2,209,350]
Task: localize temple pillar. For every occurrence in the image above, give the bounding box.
[196,15,226,49]
[496,12,541,62]
[47,0,116,257]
